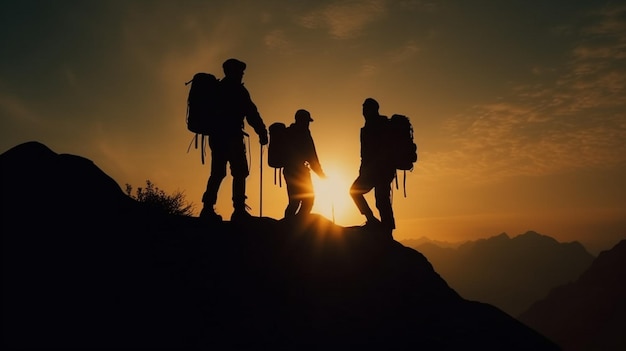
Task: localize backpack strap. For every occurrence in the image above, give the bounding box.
[402,169,407,198]
[200,135,208,165]
[186,134,209,165]
[393,169,408,198]
[273,167,283,187]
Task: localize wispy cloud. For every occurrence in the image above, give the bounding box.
[357,63,378,77]
[298,0,387,39]
[0,92,39,124]
[388,40,421,63]
[264,29,290,51]
[430,4,626,183]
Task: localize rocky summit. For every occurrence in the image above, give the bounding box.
[2,141,559,350]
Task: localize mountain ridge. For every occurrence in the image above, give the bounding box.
[401,228,595,316]
[518,239,626,351]
[1,141,559,349]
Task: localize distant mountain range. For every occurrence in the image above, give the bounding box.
[1,141,559,349]
[518,239,626,351]
[401,231,596,317]
[400,236,462,249]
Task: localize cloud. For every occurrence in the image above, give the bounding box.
[584,5,626,40]
[397,0,441,12]
[429,4,626,183]
[358,63,378,77]
[388,40,421,63]
[0,92,39,124]
[298,0,387,39]
[264,29,290,51]
[63,66,78,89]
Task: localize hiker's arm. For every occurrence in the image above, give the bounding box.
[313,165,326,179]
[251,117,268,145]
[307,136,325,178]
[243,94,268,145]
[309,156,323,177]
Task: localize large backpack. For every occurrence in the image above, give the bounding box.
[388,114,418,197]
[185,72,221,164]
[267,122,289,186]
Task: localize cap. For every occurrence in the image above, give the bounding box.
[363,98,379,109]
[295,109,313,122]
[222,58,247,74]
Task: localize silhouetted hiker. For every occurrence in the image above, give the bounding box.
[199,58,269,222]
[350,98,396,238]
[283,109,326,218]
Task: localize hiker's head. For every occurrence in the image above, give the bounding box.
[295,109,313,125]
[223,58,246,78]
[363,98,379,118]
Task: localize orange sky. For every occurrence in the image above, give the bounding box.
[1,1,625,254]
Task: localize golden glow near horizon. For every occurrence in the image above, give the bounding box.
[1,1,625,253]
[311,166,358,225]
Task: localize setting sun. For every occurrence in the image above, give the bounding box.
[3,2,625,348]
[2,0,624,254]
[311,167,358,226]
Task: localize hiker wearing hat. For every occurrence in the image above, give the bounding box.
[199,58,269,222]
[282,109,326,218]
[350,98,396,237]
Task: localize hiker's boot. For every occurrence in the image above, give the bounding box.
[381,219,395,240]
[231,203,254,222]
[383,226,394,240]
[199,205,222,223]
[363,214,381,228]
[363,217,383,232]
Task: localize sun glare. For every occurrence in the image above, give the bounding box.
[311,169,356,225]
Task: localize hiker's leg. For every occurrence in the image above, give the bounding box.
[283,171,299,217]
[375,175,395,230]
[284,201,299,218]
[202,142,228,206]
[298,172,315,215]
[230,137,250,210]
[350,174,375,220]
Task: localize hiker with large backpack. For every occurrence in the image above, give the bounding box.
[388,113,418,198]
[280,109,326,219]
[349,98,398,238]
[197,58,268,222]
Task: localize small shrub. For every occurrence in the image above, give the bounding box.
[125,180,195,216]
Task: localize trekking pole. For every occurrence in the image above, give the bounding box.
[259,144,263,217]
[328,176,335,224]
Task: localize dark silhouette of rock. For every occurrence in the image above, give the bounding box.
[518,239,626,351]
[2,141,560,349]
[403,231,595,316]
